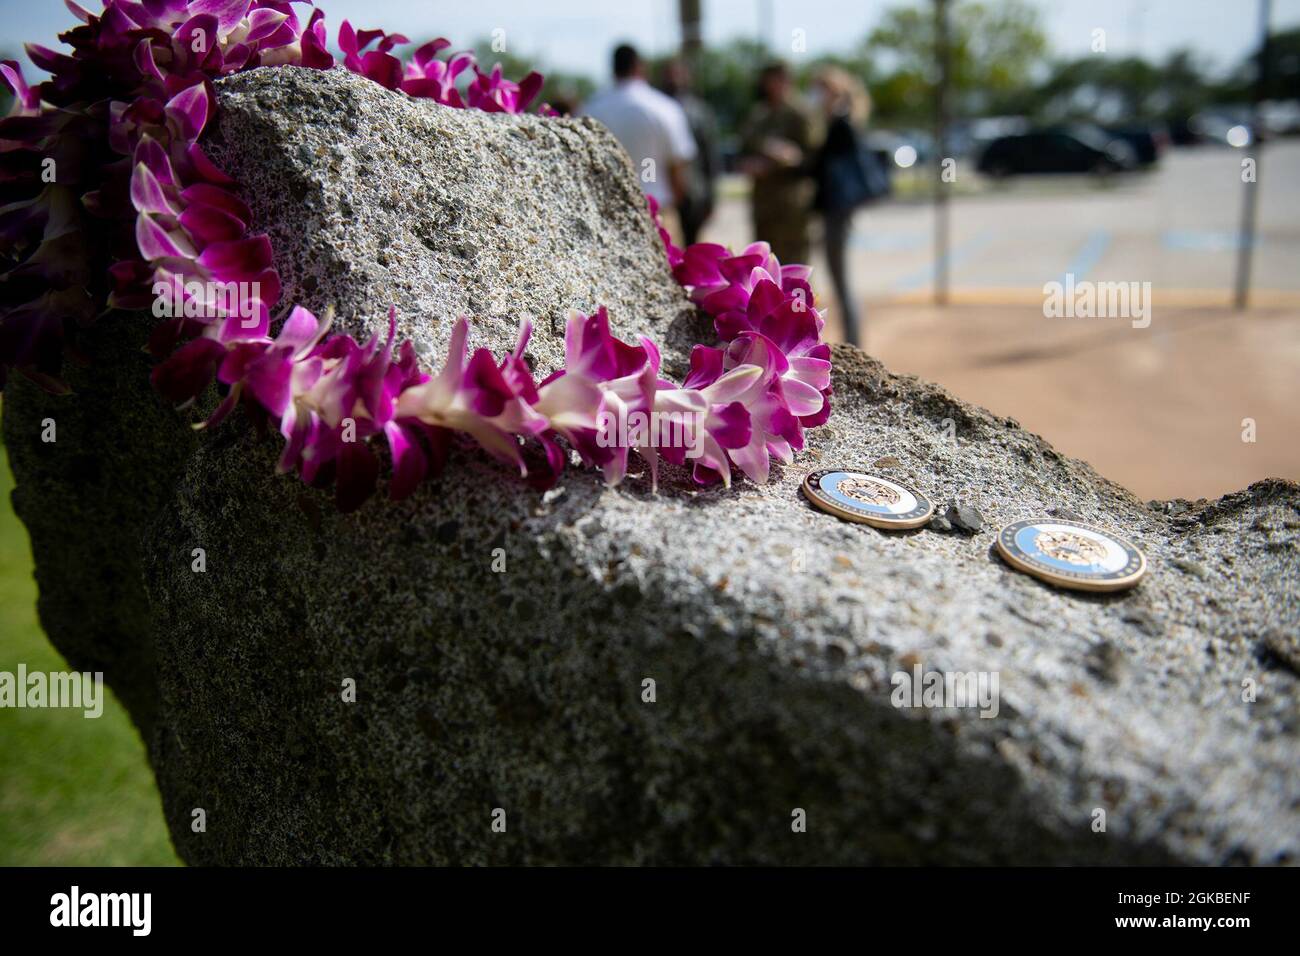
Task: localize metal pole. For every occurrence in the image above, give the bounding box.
[679,0,702,62]
[934,0,951,306]
[1234,0,1271,310]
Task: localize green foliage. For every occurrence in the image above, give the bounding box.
[631,0,1284,139]
[863,0,1049,123]
[0,444,178,866]
[649,38,771,146]
[1226,25,1300,101]
[645,1,1052,137]
[1035,50,1217,123]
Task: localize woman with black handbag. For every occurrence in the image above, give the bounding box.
[811,67,886,348]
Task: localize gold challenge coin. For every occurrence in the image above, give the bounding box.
[802,469,935,530]
[994,518,1147,592]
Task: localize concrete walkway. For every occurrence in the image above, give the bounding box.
[855,300,1300,502]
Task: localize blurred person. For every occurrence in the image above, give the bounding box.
[582,44,697,241]
[811,66,884,348]
[659,58,720,246]
[544,92,579,117]
[739,61,817,265]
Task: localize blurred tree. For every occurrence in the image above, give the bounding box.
[863,0,1048,123]
[1221,25,1300,101]
[648,38,769,154]
[1160,49,1218,117]
[409,6,1292,143]
[1261,27,1300,100]
[1034,49,1218,125]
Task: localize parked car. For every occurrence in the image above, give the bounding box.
[864,129,930,176]
[976,126,1137,177]
[1166,116,1201,146]
[962,115,1031,159]
[1103,123,1167,166]
[1189,109,1257,148]
[1260,100,1300,136]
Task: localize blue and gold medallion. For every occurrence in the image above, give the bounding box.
[995,518,1146,592]
[802,469,934,530]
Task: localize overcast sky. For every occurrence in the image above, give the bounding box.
[3,0,1297,80]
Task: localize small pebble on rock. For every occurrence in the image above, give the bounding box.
[945,502,984,534]
[1048,505,1085,521]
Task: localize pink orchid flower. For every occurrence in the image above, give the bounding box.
[396,317,548,476]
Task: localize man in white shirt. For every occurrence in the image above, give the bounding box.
[582,44,698,222]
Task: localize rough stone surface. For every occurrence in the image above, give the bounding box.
[5,66,1299,865]
[944,501,984,534]
[204,66,702,378]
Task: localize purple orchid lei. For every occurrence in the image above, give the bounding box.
[0,1,832,510]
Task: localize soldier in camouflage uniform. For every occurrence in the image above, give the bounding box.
[740,62,818,266]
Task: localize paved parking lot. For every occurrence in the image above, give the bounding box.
[708,140,1300,305]
[700,142,1300,500]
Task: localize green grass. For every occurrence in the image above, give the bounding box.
[0,443,179,866]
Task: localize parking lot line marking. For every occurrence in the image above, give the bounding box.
[1161,230,1257,252]
[849,231,928,252]
[879,288,1300,308]
[890,230,995,293]
[1059,229,1111,284]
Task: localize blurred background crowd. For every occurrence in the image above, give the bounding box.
[584,46,891,347]
[550,0,1300,349]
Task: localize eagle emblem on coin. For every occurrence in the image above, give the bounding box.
[1033,529,1108,566]
[837,476,901,507]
